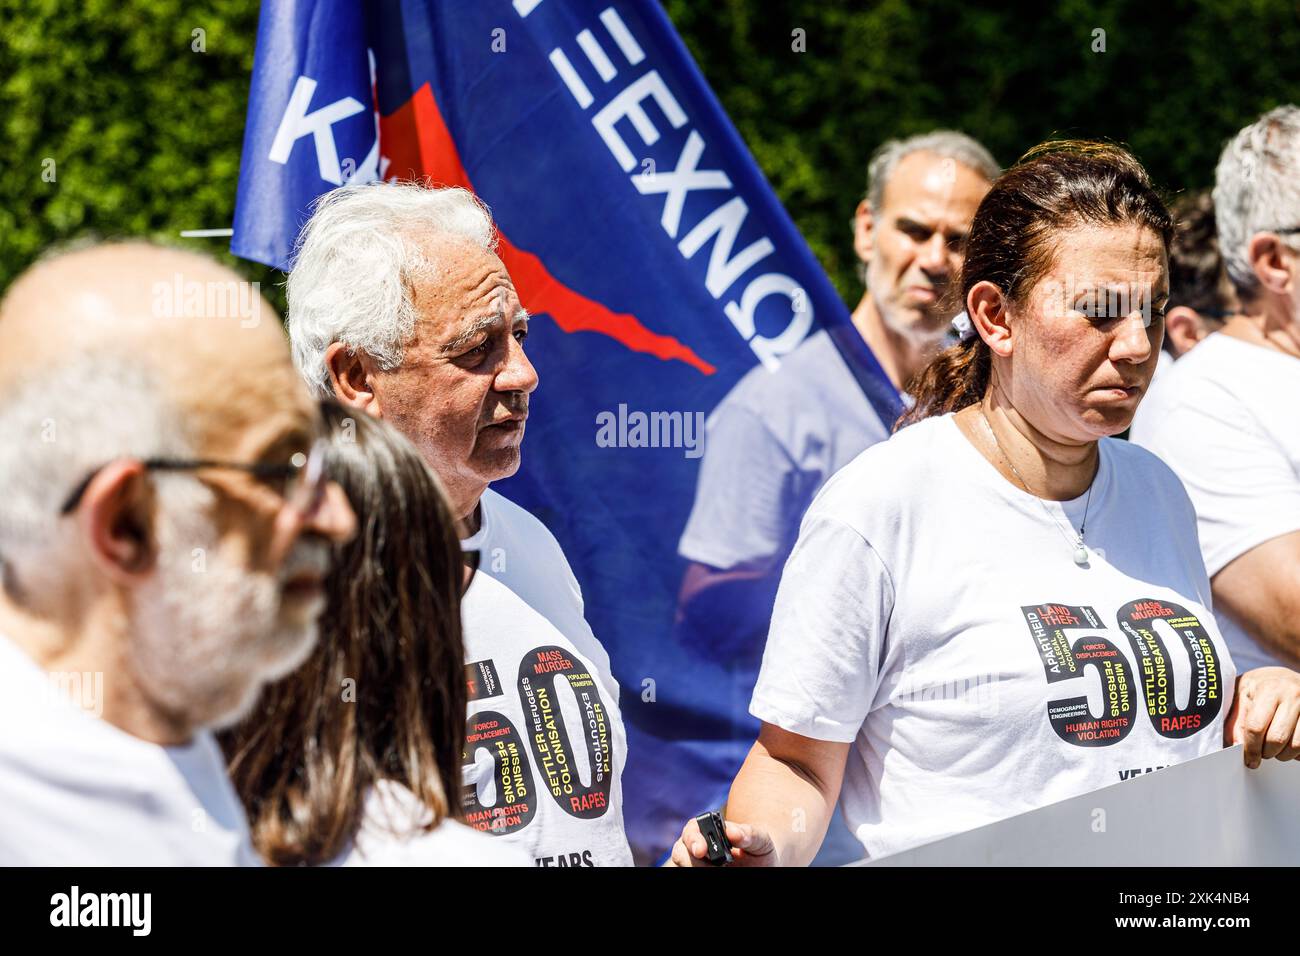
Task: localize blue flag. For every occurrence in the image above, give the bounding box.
[232,0,901,861]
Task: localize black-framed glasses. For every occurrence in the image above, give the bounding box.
[59,437,331,516]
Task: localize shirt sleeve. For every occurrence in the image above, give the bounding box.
[749,511,895,742]
[1152,402,1300,576]
[677,398,798,570]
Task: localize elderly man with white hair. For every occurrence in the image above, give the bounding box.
[287,182,633,867]
[0,242,357,864]
[1133,105,1300,679]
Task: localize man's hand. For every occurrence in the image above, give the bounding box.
[667,817,779,867]
[1225,667,1300,767]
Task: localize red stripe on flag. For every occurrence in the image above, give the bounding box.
[379,83,715,375]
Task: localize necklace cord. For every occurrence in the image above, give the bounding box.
[978,406,1096,550]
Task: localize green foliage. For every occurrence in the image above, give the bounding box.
[662,0,1300,300]
[0,0,279,300]
[4,0,1300,307]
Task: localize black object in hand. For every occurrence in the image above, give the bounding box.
[694,810,734,865]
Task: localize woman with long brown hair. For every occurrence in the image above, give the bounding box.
[221,403,525,865]
[671,141,1300,866]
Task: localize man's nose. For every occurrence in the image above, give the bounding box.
[287,481,353,548]
[304,481,357,544]
[917,232,950,275]
[269,479,354,567]
[497,335,539,395]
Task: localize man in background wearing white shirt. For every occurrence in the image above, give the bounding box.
[287,182,633,866]
[677,131,998,668]
[1132,105,1300,671]
[0,242,357,865]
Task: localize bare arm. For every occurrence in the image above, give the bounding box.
[673,560,784,665]
[1212,530,1300,668]
[677,560,774,603]
[669,723,850,867]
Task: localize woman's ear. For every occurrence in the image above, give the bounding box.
[76,460,157,582]
[968,281,1013,357]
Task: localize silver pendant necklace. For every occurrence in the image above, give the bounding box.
[979,408,1095,567]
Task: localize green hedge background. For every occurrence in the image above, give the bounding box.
[4,0,1300,305]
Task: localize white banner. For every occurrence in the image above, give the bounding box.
[861,745,1300,866]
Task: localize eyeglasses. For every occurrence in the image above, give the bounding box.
[59,437,331,517]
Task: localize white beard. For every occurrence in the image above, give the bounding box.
[878,296,952,349]
[129,480,329,730]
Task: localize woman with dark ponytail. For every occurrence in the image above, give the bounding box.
[671,141,1300,867]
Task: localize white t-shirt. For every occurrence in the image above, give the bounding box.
[0,634,261,866]
[459,489,632,867]
[332,781,531,866]
[751,413,1237,861]
[1130,333,1300,671]
[1148,346,1175,390]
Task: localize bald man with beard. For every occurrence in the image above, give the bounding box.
[0,242,356,865]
